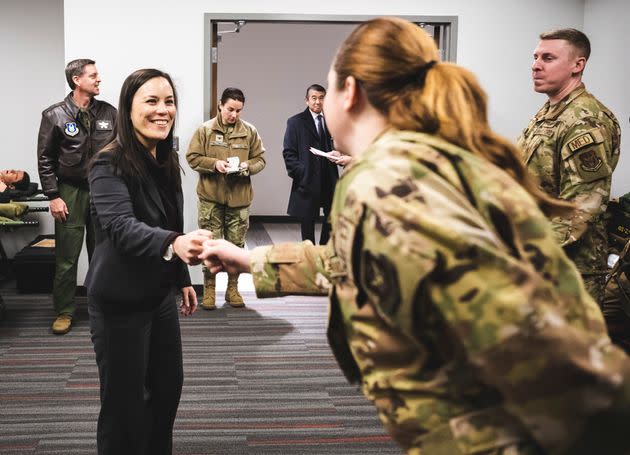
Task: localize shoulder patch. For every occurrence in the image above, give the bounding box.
[576,149,603,173]
[567,132,595,152]
[569,145,610,183]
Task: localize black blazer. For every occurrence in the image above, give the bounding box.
[282,108,339,218]
[85,152,190,306]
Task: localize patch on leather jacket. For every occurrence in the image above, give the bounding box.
[96,120,113,130]
[64,122,79,137]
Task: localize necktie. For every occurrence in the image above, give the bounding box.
[316,114,327,149]
[77,108,92,132]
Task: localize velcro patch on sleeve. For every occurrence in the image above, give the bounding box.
[571,147,609,182]
[567,132,595,152]
[267,243,303,263]
[577,149,603,172]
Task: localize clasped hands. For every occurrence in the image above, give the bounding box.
[172,232,250,316]
[198,238,251,275]
[171,231,249,272]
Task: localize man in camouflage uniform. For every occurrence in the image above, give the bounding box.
[203,129,630,455]
[518,28,621,303]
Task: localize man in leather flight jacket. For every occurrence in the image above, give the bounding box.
[37,59,117,335]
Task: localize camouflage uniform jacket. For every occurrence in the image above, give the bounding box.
[251,130,630,454]
[186,116,266,207]
[517,85,620,285]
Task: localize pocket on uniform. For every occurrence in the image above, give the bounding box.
[93,131,115,153]
[522,136,543,164]
[206,141,229,161]
[231,143,250,162]
[58,150,84,167]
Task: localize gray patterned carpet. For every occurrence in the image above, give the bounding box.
[0,289,400,454]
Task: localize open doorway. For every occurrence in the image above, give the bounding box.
[202,14,458,216]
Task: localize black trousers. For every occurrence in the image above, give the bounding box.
[300,214,331,245]
[88,291,183,455]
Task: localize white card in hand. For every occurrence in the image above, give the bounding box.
[226,156,240,173]
[309,147,332,158]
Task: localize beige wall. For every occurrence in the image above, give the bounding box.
[5,0,627,286]
[217,22,355,216]
[0,0,63,257]
[583,0,630,197]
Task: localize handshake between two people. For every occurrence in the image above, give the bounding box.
[171,231,251,274]
[169,230,250,317]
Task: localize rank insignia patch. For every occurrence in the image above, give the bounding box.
[96,120,112,130]
[64,122,79,137]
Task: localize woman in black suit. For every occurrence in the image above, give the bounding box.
[86,68,211,455]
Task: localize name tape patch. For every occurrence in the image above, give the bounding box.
[568,132,595,152]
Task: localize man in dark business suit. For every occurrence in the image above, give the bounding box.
[282,84,340,244]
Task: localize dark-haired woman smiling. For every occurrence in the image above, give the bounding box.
[86,69,211,454]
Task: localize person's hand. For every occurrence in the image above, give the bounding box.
[236,161,250,176]
[180,286,198,316]
[335,154,352,166]
[199,239,251,275]
[327,150,341,162]
[50,197,69,222]
[215,160,229,173]
[0,181,7,192]
[328,150,352,166]
[173,229,213,265]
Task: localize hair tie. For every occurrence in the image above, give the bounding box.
[416,60,437,86]
[387,60,438,89]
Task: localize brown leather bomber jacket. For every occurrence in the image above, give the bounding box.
[37,93,117,199]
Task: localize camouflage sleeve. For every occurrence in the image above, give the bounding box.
[250,241,334,298]
[356,190,630,454]
[186,126,218,174]
[551,121,617,246]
